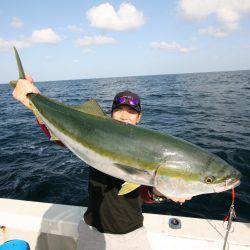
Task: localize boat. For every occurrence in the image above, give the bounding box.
[0,198,249,249]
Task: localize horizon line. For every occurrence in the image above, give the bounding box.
[1,68,250,85]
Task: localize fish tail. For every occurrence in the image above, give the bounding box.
[9,46,25,89]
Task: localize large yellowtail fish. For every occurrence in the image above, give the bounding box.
[10,47,241,198]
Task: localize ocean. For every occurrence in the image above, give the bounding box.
[0,70,249,222]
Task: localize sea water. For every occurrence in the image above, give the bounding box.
[0,70,249,222]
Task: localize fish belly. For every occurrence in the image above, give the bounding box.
[39,112,154,186]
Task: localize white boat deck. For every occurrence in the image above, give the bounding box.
[0,198,249,250]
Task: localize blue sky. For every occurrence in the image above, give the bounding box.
[1,0,250,83]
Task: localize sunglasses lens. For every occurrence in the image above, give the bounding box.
[117,97,126,104]
[129,99,139,106]
[116,96,139,107]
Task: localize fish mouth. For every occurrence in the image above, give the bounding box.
[213,178,241,193]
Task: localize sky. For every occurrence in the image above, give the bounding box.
[1,0,250,83]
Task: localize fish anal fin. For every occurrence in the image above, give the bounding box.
[118,182,141,195]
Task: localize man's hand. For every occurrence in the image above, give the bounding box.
[12,75,40,110]
[152,187,192,204]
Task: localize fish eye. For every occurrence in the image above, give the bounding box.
[205,176,215,184]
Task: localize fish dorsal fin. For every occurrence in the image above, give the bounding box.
[72,99,107,117]
[118,182,141,195]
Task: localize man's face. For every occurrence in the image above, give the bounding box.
[112,105,141,125]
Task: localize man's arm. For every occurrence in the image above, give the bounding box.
[12,75,65,147]
[139,186,192,204]
[139,186,156,203]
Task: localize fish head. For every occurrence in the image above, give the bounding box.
[204,156,241,193]
[154,155,241,198]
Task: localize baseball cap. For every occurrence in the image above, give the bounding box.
[112,90,141,113]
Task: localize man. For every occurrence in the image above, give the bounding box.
[13,76,192,249]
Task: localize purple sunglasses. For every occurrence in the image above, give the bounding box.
[116,96,140,106]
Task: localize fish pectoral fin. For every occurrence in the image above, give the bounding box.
[72,99,107,117]
[118,182,141,195]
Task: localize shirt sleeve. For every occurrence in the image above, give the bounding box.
[36,118,65,147]
[139,185,156,204]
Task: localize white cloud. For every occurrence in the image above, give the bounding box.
[0,38,31,51]
[199,26,228,38]
[11,17,23,28]
[76,35,117,46]
[86,2,146,31]
[67,25,84,33]
[29,28,61,43]
[179,0,250,30]
[82,48,95,54]
[150,41,192,53]
[0,28,61,51]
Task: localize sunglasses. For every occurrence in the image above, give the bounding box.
[116,96,140,106]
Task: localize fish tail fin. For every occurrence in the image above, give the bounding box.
[14,46,25,79]
[9,46,25,89]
